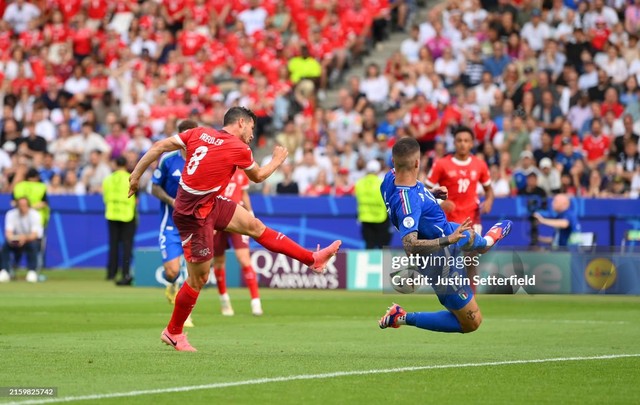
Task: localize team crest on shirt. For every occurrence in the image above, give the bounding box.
[403,217,415,228]
[459,292,468,300]
[153,169,161,179]
[448,171,457,177]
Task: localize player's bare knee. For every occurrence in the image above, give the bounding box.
[247,217,266,238]
[461,313,483,333]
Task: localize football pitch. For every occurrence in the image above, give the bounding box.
[1,270,639,404]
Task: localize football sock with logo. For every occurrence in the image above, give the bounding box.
[162,270,179,283]
[405,311,463,333]
[167,283,199,335]
[458,230,488,249]
[256,228,314,266]
[242,265,260,299]
[214,267,227,295]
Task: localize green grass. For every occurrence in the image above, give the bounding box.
[1,270,639,404]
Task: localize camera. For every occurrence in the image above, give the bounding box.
[527,196,548,246]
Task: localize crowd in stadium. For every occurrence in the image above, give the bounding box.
[0,0,639,199]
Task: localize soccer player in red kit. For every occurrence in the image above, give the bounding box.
[213,169,264,316]
[128,107,341,351]
[426,126,494,293]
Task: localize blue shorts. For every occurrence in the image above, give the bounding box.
[159,225,183,263]
[419,245,474,311]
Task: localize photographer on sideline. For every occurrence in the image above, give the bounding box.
[532,194,580,247]
[520,172,547,246]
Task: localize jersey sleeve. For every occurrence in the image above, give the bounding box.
[174,129,191,149]
[235,144,255,170]
[396,189,423,239]
[425,160,442,187]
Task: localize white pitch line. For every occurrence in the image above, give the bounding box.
[498,318,629,325]
[8,354,640,405]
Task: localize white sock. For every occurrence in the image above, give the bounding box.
[220,293,230,302]
[484,236,495,247]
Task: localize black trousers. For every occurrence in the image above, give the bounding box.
[1,240,39,271]
[107,220,136,280]
[361,220,392,249]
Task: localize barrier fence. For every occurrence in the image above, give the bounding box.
[0,194,638,269]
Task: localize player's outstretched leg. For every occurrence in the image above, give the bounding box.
[213,254,234,316]
[224,205,341,273]
[455,220,513,254]
[380,296,483,333]
[478,220,513,254]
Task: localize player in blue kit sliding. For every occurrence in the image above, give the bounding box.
[379,137,512,333]
[151,126,194,327]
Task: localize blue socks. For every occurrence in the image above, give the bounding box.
[455,230,487,250]
[405,311,463,333]
[162,270,179,283]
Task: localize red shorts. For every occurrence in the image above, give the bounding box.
[173,195,238,263]
[213,230,250,256]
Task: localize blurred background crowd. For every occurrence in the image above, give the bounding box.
[1,0,639,199]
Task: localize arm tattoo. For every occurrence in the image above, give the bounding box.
[402,232,442,256]
[466,310,478,321]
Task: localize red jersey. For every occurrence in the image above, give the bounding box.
[163,0,186,21]
[189,3,210,25]
[473,119,498,144]
[407,104,438,142]
[178,30,206,56]
[174,128,255,217]
[56,0,82,21]
[426,155,490,224]
[19,30,44,49]
[582,134,610,162]
[72,28,93,55]
[222,169,250,204]
[87,0,108,20]
[44,23,69,43]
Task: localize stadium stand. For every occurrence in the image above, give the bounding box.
[0,0,639,200]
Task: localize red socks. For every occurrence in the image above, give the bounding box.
[214,267,227,295]
[255,227,314,266]
[242,265,260,299]
[167,282,199,335]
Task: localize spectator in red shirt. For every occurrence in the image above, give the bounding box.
[473,106,498,147]
[72,13,94,61]
[161,0,186,33]
[583,118,611,170]
[55,0,81,22]
[19,19,44,50]
[177,19,206,57]
[342,0,372,61]
[304,170,332,196]
[86,0,109,28]
[188,0,211,28]
[405,92,439,153]
[600,87,624,118]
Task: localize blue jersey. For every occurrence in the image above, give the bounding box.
[152,151,185,229]
[381,170,454,240]
[555,209,580,246]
